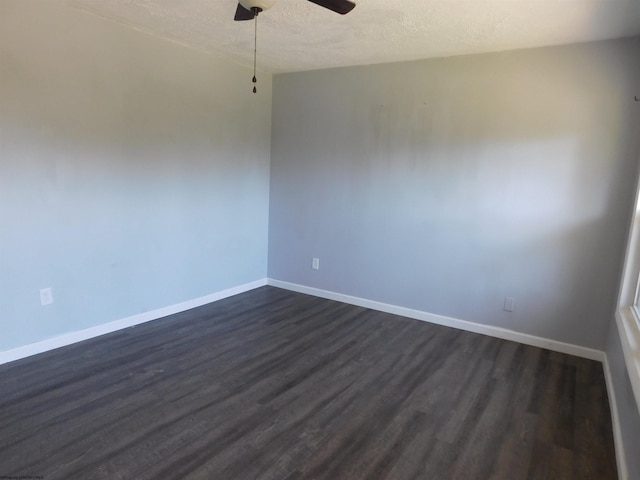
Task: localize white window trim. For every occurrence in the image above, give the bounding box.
[616,307,640,412]
[615,157,640,414]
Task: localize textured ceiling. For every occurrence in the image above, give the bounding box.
[60,0,640,73]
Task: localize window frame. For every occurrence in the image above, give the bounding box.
[616,164,640,414]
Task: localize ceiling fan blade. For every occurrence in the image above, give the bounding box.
[234,3,255,21]
[306,0,356,15]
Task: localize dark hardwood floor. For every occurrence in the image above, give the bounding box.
[0,286,617,479]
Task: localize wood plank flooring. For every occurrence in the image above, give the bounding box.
[0,286,617,479]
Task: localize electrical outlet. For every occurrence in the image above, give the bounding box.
[40,287,53,306]
[504,297,515,312]
[312,258,320,270]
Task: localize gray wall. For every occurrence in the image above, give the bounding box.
[606,322,640,479]
[1,2,639,474]
[269,38,640,350]
[0,1,272,351]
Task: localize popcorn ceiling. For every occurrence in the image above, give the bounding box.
[60,0,640,73]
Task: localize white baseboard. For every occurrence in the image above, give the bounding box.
[603,355,629,480]
[267,279,605,362]
[2,277,604,364]
[0,278,267,366]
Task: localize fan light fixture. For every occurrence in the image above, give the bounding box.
[239,0,277,12]
[233,0,356,93]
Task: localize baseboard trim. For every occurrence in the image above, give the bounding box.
[2,277,604,364]
[0,278,268,366]
[267,279,605,362]
[603,355,629,480]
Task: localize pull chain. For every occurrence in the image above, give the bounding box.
[252,8,258,93]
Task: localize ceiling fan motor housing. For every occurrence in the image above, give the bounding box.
[239,0,277,12]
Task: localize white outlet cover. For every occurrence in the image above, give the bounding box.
[504,297,515,312]
[40,288,53,306]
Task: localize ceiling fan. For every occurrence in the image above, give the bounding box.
[234,0,357,93]
[234,0,356,21]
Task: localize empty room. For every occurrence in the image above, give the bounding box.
[1,0,639,479]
